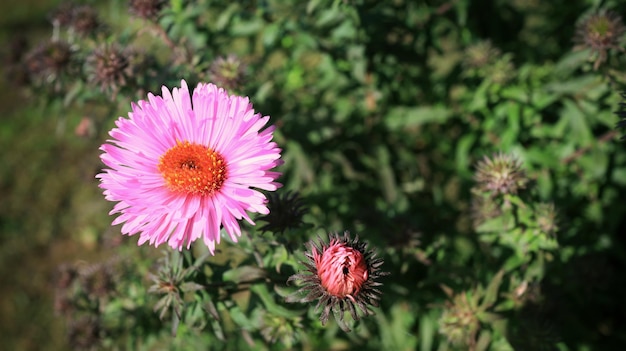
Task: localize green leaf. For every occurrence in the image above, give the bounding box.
[250,284,303,319]
[419,310,438,351]
[468,79,491,111]
[262,22,281,47]
[502,255,526,272]
[475,329,492,351]
[215,3,239,31]
[475,210,515,233]
[306,0,324,14]
[384,105,452,130]
[479,270,504,311]
[544,75,598,96]
[456,134,476,176]
[223,265,267,284]
[224,302,256,330]
[230,16,264,36]
[552,49,594,76]
[315,7,342,27]
[180,282,204,293]
[562,98,594,146]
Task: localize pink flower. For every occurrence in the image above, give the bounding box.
[287,232,387,332]
[97,80,282,253]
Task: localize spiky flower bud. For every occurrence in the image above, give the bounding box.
[286,231,388,332]
[488,55,515,85]
[462,41,515,84]
[85,44,134,99]
[148,251,204,321]
[474,153,527,196]
[129,0,166,21]
[70,5,101,37]
[258,191,307,234]
[535,202,558,237]
[470,192,502,227]
[67,315,103,350]
[438,292,480,347]
[49,2,77,28]
[78,261,118,300]
[24,40,74,92]
[259,313,303,348]
[575,11,626,70]
[463,40,501,70]
[208,55,247,93]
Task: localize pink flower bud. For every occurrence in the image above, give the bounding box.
[314,240,368,298]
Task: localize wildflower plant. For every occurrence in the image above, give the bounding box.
[471,152,558,263]
[6,0,626,350]
[438,271,504,349]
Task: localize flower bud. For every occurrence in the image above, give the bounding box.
[474,152,527,196]
[286,231,388,332]
[575,11,626,70]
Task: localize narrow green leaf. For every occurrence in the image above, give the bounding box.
[479,270,504,310]
[223,265,267,284]
[385,105,451,130]
[250,284,303,319]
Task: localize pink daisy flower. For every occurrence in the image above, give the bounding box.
[97,80,282,253]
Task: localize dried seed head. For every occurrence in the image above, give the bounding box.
[463,40,501,70]
[488,55,515,85]
[535,202,558,237]
[259,313,303,348]
[86,44,134,99]
[470,192,502,228]
[208,55,247,93]
[49,2,77,28]
[438,292,481,347]
[129,0,166,21]
[474,152,527,196]
[575,11,626,69]
[24,40,74,92]
[258,191,308,234]
[70,5,101,37]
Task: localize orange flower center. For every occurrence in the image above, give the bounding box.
[158,141,227,196]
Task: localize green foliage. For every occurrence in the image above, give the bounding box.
[3,0,626,350]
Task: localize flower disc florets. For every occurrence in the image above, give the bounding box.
[286,231,387,332]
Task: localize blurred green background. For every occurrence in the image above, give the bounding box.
[0,1,110,349]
